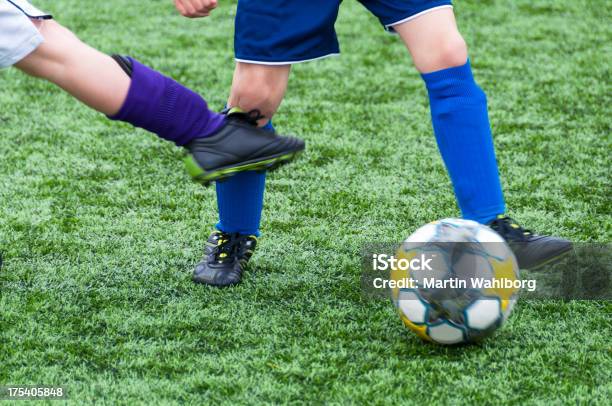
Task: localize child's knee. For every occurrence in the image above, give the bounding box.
[229,66,288,120]
[414,34,468,73]
[435,36,468,69]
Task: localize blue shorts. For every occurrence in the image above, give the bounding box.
[234,0,453,65]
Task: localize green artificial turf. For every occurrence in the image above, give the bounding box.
[1,0,610,404]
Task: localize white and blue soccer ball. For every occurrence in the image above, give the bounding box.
[391,218,520,345]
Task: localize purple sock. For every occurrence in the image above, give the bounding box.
[108,58,224,146]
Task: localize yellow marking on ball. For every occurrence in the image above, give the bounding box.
[486,257,520,300]
[400,313,431,342]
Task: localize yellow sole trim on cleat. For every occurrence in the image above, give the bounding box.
[184,155,205,179]
[185,151,302,185]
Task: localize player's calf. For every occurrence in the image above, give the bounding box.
[15,19,130,116]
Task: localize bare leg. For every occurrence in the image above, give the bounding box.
[392,7,467,73]
[228,62,291,126]
[14,19,129,116]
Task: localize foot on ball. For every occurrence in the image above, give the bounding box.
[487,215,572,270]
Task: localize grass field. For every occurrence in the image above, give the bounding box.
[1,0,611,403]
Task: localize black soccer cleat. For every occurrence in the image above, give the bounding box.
[184,109,304,186]
[487,215,573,270]
[192,231,257,287]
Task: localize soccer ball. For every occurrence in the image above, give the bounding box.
[390,218,520,345]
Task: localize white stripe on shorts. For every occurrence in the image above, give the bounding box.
[235,53,340,66]
[385,5,453,31]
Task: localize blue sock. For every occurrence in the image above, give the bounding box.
[214,120,274,236]
[421,60,505,224]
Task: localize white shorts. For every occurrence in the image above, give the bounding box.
[0,0,51,68]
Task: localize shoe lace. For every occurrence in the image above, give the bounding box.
[488,215,533,241]
[222,107,266,126]
[210,232,245,263]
